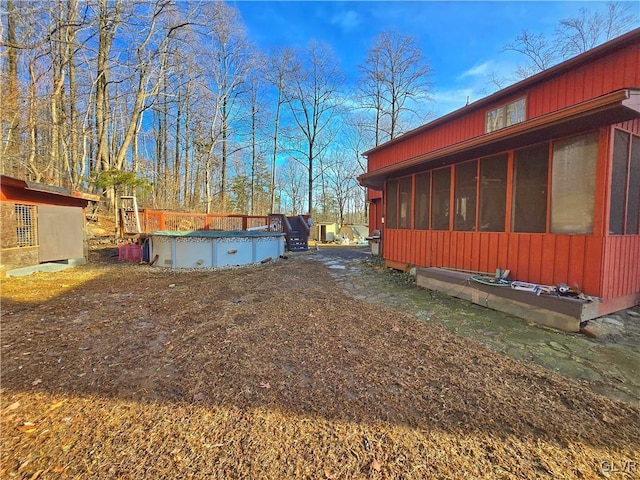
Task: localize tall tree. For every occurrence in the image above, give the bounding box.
[200,1,252,212]
[359,30,431,142]
[265,47,297,213]
[285,40,344,215]
[504,1,638,79]
[1,0,20,173]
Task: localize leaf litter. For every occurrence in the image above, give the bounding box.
[0,244,638,479]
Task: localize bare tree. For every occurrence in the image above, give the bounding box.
[359,30,431,143]
[557,2,637,58]
[278,157,306,216]
[265,47,297,213]
[504,2,638,80]
[284,40,344,215]
[1,0,20,173]
[199,1,253,212]
[503,30,558,79]
[325,153,360,227]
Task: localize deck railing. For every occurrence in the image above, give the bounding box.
[120,209,269,235]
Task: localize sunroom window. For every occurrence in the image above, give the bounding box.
[610,130,640,235]
[512,144,549,233]
[414,172,431,230]
[551,132,598,234]
[431,167,451,230]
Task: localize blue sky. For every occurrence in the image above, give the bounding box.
[233,1,637,117]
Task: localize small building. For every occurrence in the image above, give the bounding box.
[359,29,640,331]
[1,175,99,275]
[310,222,339,243]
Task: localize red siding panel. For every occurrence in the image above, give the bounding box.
[529,235,543,284]
[567,236,586,290]
[367,38,640,171]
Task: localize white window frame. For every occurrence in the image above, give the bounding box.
[486,97,526,133]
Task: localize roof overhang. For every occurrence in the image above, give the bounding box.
[0,175,100,202]
[359,89,640,190]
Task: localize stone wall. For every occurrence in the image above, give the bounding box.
[1,202,18,248]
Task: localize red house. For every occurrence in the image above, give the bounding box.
[359,29,640,331]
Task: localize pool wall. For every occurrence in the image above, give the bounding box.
[149,231,285,269]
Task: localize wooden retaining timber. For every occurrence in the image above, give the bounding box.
[414,267,604,332]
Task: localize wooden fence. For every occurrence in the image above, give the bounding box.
[120,209,269,235]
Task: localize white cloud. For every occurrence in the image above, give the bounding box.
[430,88,477,116]
[330,10,361,32]
[458,61,492,79]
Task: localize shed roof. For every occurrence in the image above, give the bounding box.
[1,175,100,204]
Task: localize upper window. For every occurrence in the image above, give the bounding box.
[486,97,526,133]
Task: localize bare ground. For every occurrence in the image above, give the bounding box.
[1,244,638,479]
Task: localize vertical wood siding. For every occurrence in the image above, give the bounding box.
[368,40,640,171]
[601,236,640,299]
[383,229,615,297]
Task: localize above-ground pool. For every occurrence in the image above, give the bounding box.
[149,231,285,269]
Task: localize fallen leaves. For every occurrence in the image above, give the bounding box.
[3,401,20,413]
[0,251,638,479]
[49,400,65,410]
[18,422,38,433]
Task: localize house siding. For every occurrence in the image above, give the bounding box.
[379,120,640,300]
[368,36,640,172]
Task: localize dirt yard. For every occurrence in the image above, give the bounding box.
[1,245,638,479]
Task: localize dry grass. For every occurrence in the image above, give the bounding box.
[1,249,638,479]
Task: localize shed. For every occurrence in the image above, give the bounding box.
[310,222,339,243]
[1,175,99,275]
[358,29,640,332]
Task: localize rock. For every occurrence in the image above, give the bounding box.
[627,310,640,318]
[549,341,566,351]
[581,318,625,340]
[602,317,624,327]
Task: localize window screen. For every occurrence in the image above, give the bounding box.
[386,180,398,229]
[398,177,412,229]
[610,129,630,234]
[15,204,38,247]
[627,135,640,235]
[479,154,508,232]
[432,167,451,230]
[454,160,477,231]
[513,143,549,233]
[551,132,598,234]
[414,172,430,230]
